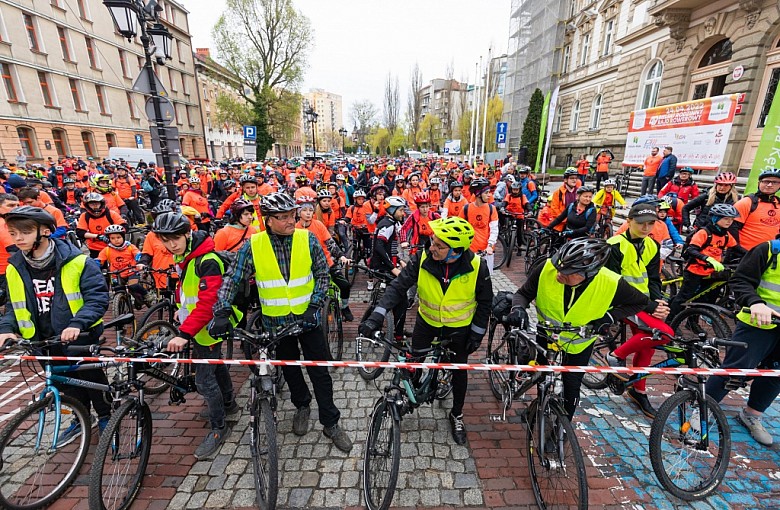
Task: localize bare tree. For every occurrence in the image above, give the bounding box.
[350,99,378,146]
[407,63,424,149]
[444,59,455,138]
[383,73,400,136]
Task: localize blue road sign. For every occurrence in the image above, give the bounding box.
[496,122,508,144]
[135,134,144,148]
[243,126,257,140]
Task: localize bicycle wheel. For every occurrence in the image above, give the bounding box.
[134,320,180,395]
[505,228,518,268]
[112,292,137,339]
[649,390,731,501]
[139,300,176,329]
[434,369,453,400]
[670,307,732,343]
[89,398,152,510]
[486,321,511,400]
[0,394,91,510]
[526,399,587,510]
[492,235,508,270]
[326,298,344,361]
[357,306,392,381]
[582,335,614,390]
[362,398,400,510]
[250,398,278,510]
[524,234,540,273]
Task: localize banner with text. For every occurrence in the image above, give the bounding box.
[623,94,740,170]
[444,139,461,154]
[745,82,780,194]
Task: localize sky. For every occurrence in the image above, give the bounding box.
[184,0,510,128]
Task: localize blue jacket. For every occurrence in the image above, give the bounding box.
[0,239,108,342]
[663,217,684,244]
[657,154,678,179]
[519,176,538,204]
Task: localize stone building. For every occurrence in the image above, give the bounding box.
[303,88,343,153]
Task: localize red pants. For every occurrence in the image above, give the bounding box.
[613,312,674,392]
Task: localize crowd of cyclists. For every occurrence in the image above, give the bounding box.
[0,151,779,505]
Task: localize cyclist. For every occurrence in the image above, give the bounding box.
[442,181,466,219]
[211,192,353,452]
[401,191,440,254]
[595,150,613,190]
[137,200,178,293]
[460,178,498,274]
[315,189,347,252]
[182,177,212,231]
[97,224,147,307]
[345,189,372,258]
[516,166,538,206]
[575,154,590,186]
[92,175,125,215]
[152,212,241,459]
[548,167,580,220]
[216,175,262,220]
[0,193,19,291]
[733,168,780,250]
[593,179,625,220]
[507,238,649,420]
[359,217,493,444]
[682,171,739,231]
[0,206,111,438]
[57,178,84,209]
[660,193,685,232]
[114,166,145,225]
[368,196,408,331]
[392,175,406,197]
[213,200,259,252]
[428,177,443,208]
[655,201,685,259]
[16,187,67,239]
[659,167,700,204]
[77,193,127,258]
[546,185,597,238]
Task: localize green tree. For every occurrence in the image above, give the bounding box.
[520,88,544,168]
[367,127,391,155]
[484,96,504,153]
[418,115,443,151]
[389,128,406,155]
[458,110,472,152]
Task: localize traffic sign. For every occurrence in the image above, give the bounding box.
[496,122,508,144]
[132,71,168,97]
[145,97,175,125]
[135,135,144,148]
[149,126,181,154]
[243,126,257,140]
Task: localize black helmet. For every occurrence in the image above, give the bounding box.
[151,198,177,215]
[563,167,579,178]
[230,199,255,223]
[152,212,191,236]
[551,238,611,279]
[240,174,258,185]
[709,203,739,221]
[470,177,491,194]
[577,185,595,195]
[260,192,298,215]
[4,205,56,231]
[758,168,780,181]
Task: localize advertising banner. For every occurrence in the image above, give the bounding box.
[444,139,461,154]
[745,82,780,194]
[623,94,740,170]
[541,85,559,174]
[535,91,551,174]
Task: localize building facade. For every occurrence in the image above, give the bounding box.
[0,0,205,164]
[420,78,467,141]
[303,88,343,153]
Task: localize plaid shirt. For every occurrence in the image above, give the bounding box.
[215,229,329,332]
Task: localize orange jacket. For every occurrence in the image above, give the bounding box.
[142,232,175,289]
[213,224,258,252]
[98,243,140,279]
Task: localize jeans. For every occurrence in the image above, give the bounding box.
[705,321,780,412]
[640,176,656,196]
[656,175,671,194]
[193,341,234,430]
[276,326,341,428]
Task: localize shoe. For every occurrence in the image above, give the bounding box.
[407,296,416,310]
[449,412,467,445]
[625,388,656,419]
[737,408,773,446]
[341,306,354,322]
[367,281,374,291]
[606,351,629,381]
[323,424,353,452]
[57,415,96,447]
[292,405,310,436]
[98,416,110,435]
[194,425,232,460]
[198,401,241,420]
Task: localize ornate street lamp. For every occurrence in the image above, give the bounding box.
[147,23,173,60]
[103,0,139,39]
[304,107,318,158]
[338,127,347,153]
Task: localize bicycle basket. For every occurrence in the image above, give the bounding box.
[491,291,514,321]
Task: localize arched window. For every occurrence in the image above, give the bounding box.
[105,132,117,149]
[570,100,580,131]
[51,129,69,157]
[17,126,38,158]
[698,39,732,68]
[553,104,563,133]
[81,131,95,157]
[590,94,603,129]
[639,60,663,109]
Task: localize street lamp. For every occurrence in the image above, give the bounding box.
[304,106,318,158]
[103,0,177,201]
[338,127,347,153]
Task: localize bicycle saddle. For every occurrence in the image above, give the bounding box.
[104,313,136,330]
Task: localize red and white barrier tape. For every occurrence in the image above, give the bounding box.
[1,354,780,377]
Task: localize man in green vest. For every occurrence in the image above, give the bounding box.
[704,238,780,446]
[152,212,240,460]
[507,238,649,420]
[359,216,493,445]
[211,192,353,452]
[0,206,110,443]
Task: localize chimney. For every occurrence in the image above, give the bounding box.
[196,48,210,59]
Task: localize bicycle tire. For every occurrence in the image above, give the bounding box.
[669,307,732,343]
[505,227,518,268]
[250,398,278,510]
[524,234,539,273]
[328,298,344,361]
[357,306,392,381]
[0,394,91,510]
[139,300,176,329]
[526,399,588,510]
[486,321,511,400]
[111,292,137,339]
[362,398,400,510]
[582,336,612,390]
[134,320,180,395]
[492,235,508,270]
[434,369,453,400]
[89,398,152,510]
[649,390,731,501]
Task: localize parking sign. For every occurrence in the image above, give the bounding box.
[243,126,256,140]
[496,122,508,144]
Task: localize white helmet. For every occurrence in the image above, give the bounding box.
[353,189,367,198]
[384,196,407,215]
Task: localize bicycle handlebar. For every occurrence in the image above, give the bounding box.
[234,321,305,347]
[356,263,395,282]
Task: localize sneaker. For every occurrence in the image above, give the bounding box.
[341,306,354,322]
[198,401,241,420]
[323,424,353,452]
[625,388,656,419]
[57,415,96,447]
[606,351,629,382]
[737,408,773,446]
[194,425,232,460]
[292,405,311,436]
[449,412,467,445]
[367,281,374,291]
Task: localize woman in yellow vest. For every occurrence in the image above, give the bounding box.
[0,205,110,441]
[359,216,494,445]
[151,211,240,460]
[507,238,649,421]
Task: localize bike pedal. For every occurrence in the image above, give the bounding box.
[489,414,506,422]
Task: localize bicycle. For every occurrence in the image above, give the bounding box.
[104,269,139,340]
[323,279,345,361]
[138,268,179,328]
[523,228,567,274]
[648,333,747,500]
[360,331,454,510]
[614,167,637,196]
[356,264,398,381]
[232,322,304,510]
[344,226,371,286]
[593,205,617,239]
[484,317,537,422]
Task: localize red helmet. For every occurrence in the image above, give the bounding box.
[714,172,737,185]
[414,191,431,204]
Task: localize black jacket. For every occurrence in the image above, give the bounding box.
[731,241,779,308]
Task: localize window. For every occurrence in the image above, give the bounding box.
[759,68,780,128]
[38,72,54,107]
[553,104,563,133]
[51,129,68,156]
[0,10,7,42]
[181,74,189,95]
[95,84,109,114]
[699,39,732,68]
[169,69,177,91]
[106,133,117,149]
[137,55,144,71]
[23,14,40,52]
[590,94,602,129]
[176,104,183,125]
[602,20,614,56]
[186,105,192,126]
[562,45,570,73]
[2,63,18,102]
[57,27,72,61]
[69,78,84,110]
[640,60,663,109]
[192,140,198,157]
[177,40,185,63]
[17,127,37,158]
[580,34,590,66]
[202,85,208,100]
[692,83,708,100]
[570,100,580,131]
[118,50,129,78]
[85,37,98,68]
[76,0,89,20]
[81,131,95,157]
[127,92,138,119]
[710,74,727,97]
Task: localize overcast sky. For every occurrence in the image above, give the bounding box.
[185,0,510,127]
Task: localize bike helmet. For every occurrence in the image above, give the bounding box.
[317,189,332,200]
[551,238,611,278]
[63,178,75,185]
[104,224,126,236]
[296,195,316,206]
[449,181,464,189]
[152,212,191,235]
[189,177,201,185]
[657,201,671,211]
[240,174,258,185]
[223,179,236,188]
[384,196,407,216]
[4,205,56,231]
[577,185,595,195]
[462,170,473,180]
[260,192,298,215]
[714,172,737,185]
[83,192,106,216]
[663,194,678,206]
[510,181,523,191]
[386,164,396,172]
[503,174,516,184]
[429,217,474,250]
[370,176,381,186]
[230,199,255,219]
[470,177,491,195]
[518,166,532,174]
[633,194,659,206]
[429,177,441,185]
[370,184,389,197]
[602,179,616,187]
[353,189,367,199]
[709,203,739,221]
[295,174,308,184]
[394,175,406,183]
[414,191,431,204]
[563,167,579,178]
[758,169,780,181]
[679,167,693,174]
[93,176,112,193]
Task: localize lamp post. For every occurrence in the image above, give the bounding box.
[338,127,347,153]
[103,0,176,200]
[304,107,318,159]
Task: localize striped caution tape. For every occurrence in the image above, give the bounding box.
[1,354,780,377]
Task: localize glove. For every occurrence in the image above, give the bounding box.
[466,331,483,355]
[590,314,614,335]
[97,235,109,244]
[706,257,724,272]
[358,311,384,337]
[297,305,320,329]
[505,307,528,328]
[207,313,232,340]
[562,230,573,236]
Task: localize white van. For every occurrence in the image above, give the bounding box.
[108,147,157,166]
[406,150,424,160]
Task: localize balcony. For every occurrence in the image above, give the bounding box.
[648,0,709,15]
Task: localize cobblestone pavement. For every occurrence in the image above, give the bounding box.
[1,266,780,509]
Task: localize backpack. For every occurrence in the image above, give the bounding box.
[85,209,115,229]
[682,229,730,261]
[141,179,154,193]
[566,203,596,220]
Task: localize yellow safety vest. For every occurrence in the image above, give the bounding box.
[251,229,314,317]
[737,242,780,330]
[535,260,620,354]
[417,252,480,328]
[6,254,103,340]
[179,252,243,346]
[607,233,657,296]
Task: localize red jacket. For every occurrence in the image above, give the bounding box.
[659,178,700,204]
[175,232,222,341]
